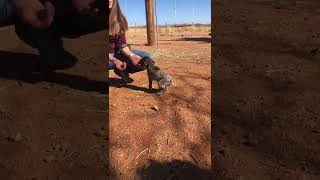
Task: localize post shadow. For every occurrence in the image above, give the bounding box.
[0,50,106,94]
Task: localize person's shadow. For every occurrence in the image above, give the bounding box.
[108,77,161,94]
[136,159,212,180]
[0,50,106,94]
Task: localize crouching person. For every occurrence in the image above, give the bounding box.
[108,0,172,91]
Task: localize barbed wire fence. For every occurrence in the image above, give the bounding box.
[125,0,211,48]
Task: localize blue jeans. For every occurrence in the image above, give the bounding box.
[108,50,155,73]
[0,0,15,27]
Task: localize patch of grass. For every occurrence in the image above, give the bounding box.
[126,25,211,39]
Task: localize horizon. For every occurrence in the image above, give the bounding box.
[127,23,211,28]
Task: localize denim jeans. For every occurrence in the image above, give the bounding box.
[0,0,15,27]
[108,50,155,73]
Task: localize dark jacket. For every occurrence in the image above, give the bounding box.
[108,33,127,54]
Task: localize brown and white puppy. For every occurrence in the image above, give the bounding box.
[139,57,172,91]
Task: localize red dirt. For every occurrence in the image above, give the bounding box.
[0,27,107,179]
[109,33,212,179]
[213,0,320,179]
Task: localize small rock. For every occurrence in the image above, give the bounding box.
[151,105,160,111]
[14,133,23,142]
[7,132,23,142]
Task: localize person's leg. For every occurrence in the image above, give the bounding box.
[114,50,155,74]
[113,51,134,83]
[112,50,156,83]
[0,0,16,27]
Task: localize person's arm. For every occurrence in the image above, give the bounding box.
[117,33,134,57]
[121,46,142,67]
[117,33,142,66]
[108,53,118,64]
[13,0,55,29]
[109,53,126,70]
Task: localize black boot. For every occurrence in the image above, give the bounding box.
[114,68,134,84]
[36,34,78,70]
[14,21,78,70]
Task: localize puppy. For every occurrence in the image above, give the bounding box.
[139,57,172,91]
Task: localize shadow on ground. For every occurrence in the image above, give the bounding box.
[212,0,320,179]
[136,159,212,180]
[108,77,161,94]
[0,50,106,94]
[177,37,211,43]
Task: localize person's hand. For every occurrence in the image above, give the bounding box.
[72,0,99,15]
[14,0,55,29]
[130,54,142,67]
[114,59,127,71]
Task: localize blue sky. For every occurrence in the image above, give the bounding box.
[118,0,211,26]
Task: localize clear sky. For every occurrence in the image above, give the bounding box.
[118,0,211,26]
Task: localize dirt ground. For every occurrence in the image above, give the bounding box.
[213,0,320,179]
[109,32,212,179]
[0,27,107,179]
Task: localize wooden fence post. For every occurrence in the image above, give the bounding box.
[145,0,156,46]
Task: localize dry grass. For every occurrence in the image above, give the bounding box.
[126,25,211,47]
[124,25,212,63]
[126,25,211,38]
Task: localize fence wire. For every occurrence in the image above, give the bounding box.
[124,0,211,47]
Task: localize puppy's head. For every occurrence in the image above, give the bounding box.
[139,57,155,70]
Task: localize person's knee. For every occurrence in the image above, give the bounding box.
[133,50,155,61]
[108,61,115,70]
